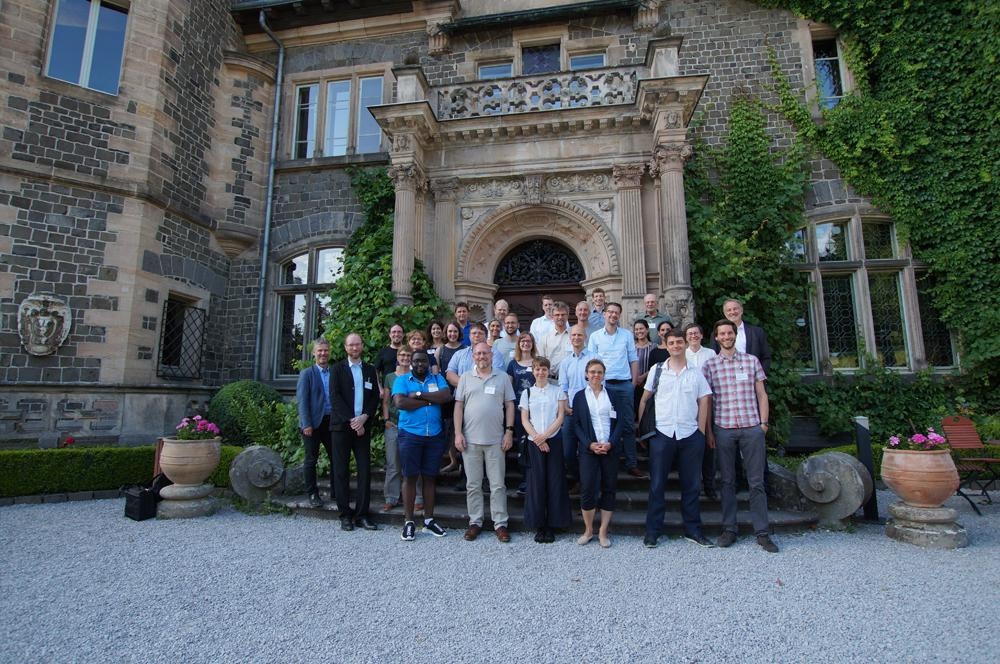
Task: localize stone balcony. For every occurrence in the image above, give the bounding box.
[435,67,640,120]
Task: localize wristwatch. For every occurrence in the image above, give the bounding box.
[505,425,514,432]
[416,391,423,400]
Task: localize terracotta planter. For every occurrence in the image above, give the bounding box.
[159,437,221,486]
[881,448,959,508]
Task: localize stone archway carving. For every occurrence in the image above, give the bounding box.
[457,198,620,286]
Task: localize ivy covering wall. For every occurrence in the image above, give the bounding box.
[763,0,999,372]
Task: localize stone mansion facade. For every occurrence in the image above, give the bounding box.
[0,0,955,443]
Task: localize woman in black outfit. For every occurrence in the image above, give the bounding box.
[572,359,624,548]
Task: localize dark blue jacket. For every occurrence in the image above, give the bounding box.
[296,365,329,430]
[571,388,624,450]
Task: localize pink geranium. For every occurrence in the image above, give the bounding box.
[173,415,222,440]
[886,427,950,451]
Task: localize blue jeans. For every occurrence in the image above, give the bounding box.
[715,425,769,535]
[603,380,636,469]
[645,430,705,538]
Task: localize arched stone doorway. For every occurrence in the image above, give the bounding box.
[494,240,586,330]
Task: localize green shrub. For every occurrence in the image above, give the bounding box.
[0,445,241,497]
[207,380,282,446]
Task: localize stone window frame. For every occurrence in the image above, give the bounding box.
[270,245,345,378]
[44,0,130,97]
[283,63,392,161]
[789,208,957,374]
[463,27,616,80]
[796,20,856,116]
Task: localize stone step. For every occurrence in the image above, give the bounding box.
[272,471,818,536]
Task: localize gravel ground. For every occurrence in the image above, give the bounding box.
[1,490,998,664]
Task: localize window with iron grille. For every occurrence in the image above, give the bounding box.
[158,296,207,380]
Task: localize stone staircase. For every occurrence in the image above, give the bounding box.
[270,458,818,537]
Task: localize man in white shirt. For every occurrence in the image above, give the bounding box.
[529,294,555,340]
[637,328,713,549]
[538,301,572,378]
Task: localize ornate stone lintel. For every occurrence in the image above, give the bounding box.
[662,288,695,328]
[430,177,459,202]
[427,22,450,55]
[18,294,72,356]
[524,174,543,204]
[387,163,426,190]
[651,142,694,175]
[635,0,662,32]
[612,163,646,189]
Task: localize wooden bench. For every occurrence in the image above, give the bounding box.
[941,415,1000,516]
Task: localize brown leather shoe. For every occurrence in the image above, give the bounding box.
[463,524,482,541]
[495,525,511,543]
[627,467,649,479]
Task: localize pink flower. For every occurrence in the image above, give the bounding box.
[888,436,900,447]
[910,433,927,444]
[193,415,203,421]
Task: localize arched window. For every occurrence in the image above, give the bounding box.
[273,246,343,376]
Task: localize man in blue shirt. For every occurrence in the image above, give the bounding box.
[587,287,607,336]
[392,351,452,541]
[587,301,646,478]
[559,325,592,487]
[296,338,333,507]
[445,322,505,387]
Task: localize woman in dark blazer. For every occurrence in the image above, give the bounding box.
[572,359,624,548]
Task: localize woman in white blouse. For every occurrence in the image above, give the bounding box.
[519,357,571,543]
[571,359,624,548]
[684,323,716,369]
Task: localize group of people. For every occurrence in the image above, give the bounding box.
[297,289,778,552]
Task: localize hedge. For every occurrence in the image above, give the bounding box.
[0,445,242,498]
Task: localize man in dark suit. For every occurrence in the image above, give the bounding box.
[712,298,772,374]
[297,338,334,508]
[330,332,381,531]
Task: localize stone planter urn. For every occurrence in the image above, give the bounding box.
[881,448,959,508]
[157,436,221,519]
[882,448,966,549]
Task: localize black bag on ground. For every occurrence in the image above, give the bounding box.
[123,485,156,521]
[637,363,664,441]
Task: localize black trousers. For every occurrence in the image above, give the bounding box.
[523,432,572,529]
[331,426,372,519]
[303,415,332,495]
[578,444,619,512]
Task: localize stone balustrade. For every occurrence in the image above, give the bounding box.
[436,67,638,120]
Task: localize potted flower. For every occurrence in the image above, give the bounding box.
[159,415,222,487]
[881,427,959,508]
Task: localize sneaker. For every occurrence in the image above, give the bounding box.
[422,519,447,538]
[684,533,715,548]
[308,492,322,507]
[534,530,546,543]
[757,534,779,553]
[401,521,416,542]
[716,531,737,548]
[643,535,658,549]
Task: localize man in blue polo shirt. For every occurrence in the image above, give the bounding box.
[587,301,646,478]
[392,351,452,541]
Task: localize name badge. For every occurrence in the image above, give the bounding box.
[735,372,749,382]
[484,386,497,395]
[364,381,373,390]
[609,409,617,419]
[427,383,439,393]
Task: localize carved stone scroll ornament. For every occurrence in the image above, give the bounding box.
[612,163,646,189]
[796,451,874,528]
[387,163,425,191]
[18,294,71,356]
[651,143,694,174]
[229,445,286,504]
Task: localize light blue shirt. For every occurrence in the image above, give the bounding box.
[447,345,506,375]
[587,308,605,336]
[349,360,363,417]
[317,365,332,415]
[587,326,638,380]
[559,348,592,404]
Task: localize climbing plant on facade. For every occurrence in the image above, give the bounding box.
[762,0,1000,371]
[319,167,449,361]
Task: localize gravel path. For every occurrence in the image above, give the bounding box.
[2,490,998,663]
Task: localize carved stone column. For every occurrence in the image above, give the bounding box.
[612,163,647,300]
[414,176,430,267]
[653,142,696,325]
[388,164,421,305]
[430,177,459,300]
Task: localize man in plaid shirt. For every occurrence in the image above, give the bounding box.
[702,319,778,553]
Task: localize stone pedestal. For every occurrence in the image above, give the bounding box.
[885,501,968,549]
[157,483,219,519]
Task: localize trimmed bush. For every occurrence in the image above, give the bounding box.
[207,380,282,446]
[0,445,241,497]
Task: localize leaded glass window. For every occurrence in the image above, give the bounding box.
[522,44,560,75]
[868,272,908,367]
[862,221,895,259]
[274,247,344,376]
[916,273,956,367]
[816,222,848,261]
[821,274,859,368]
